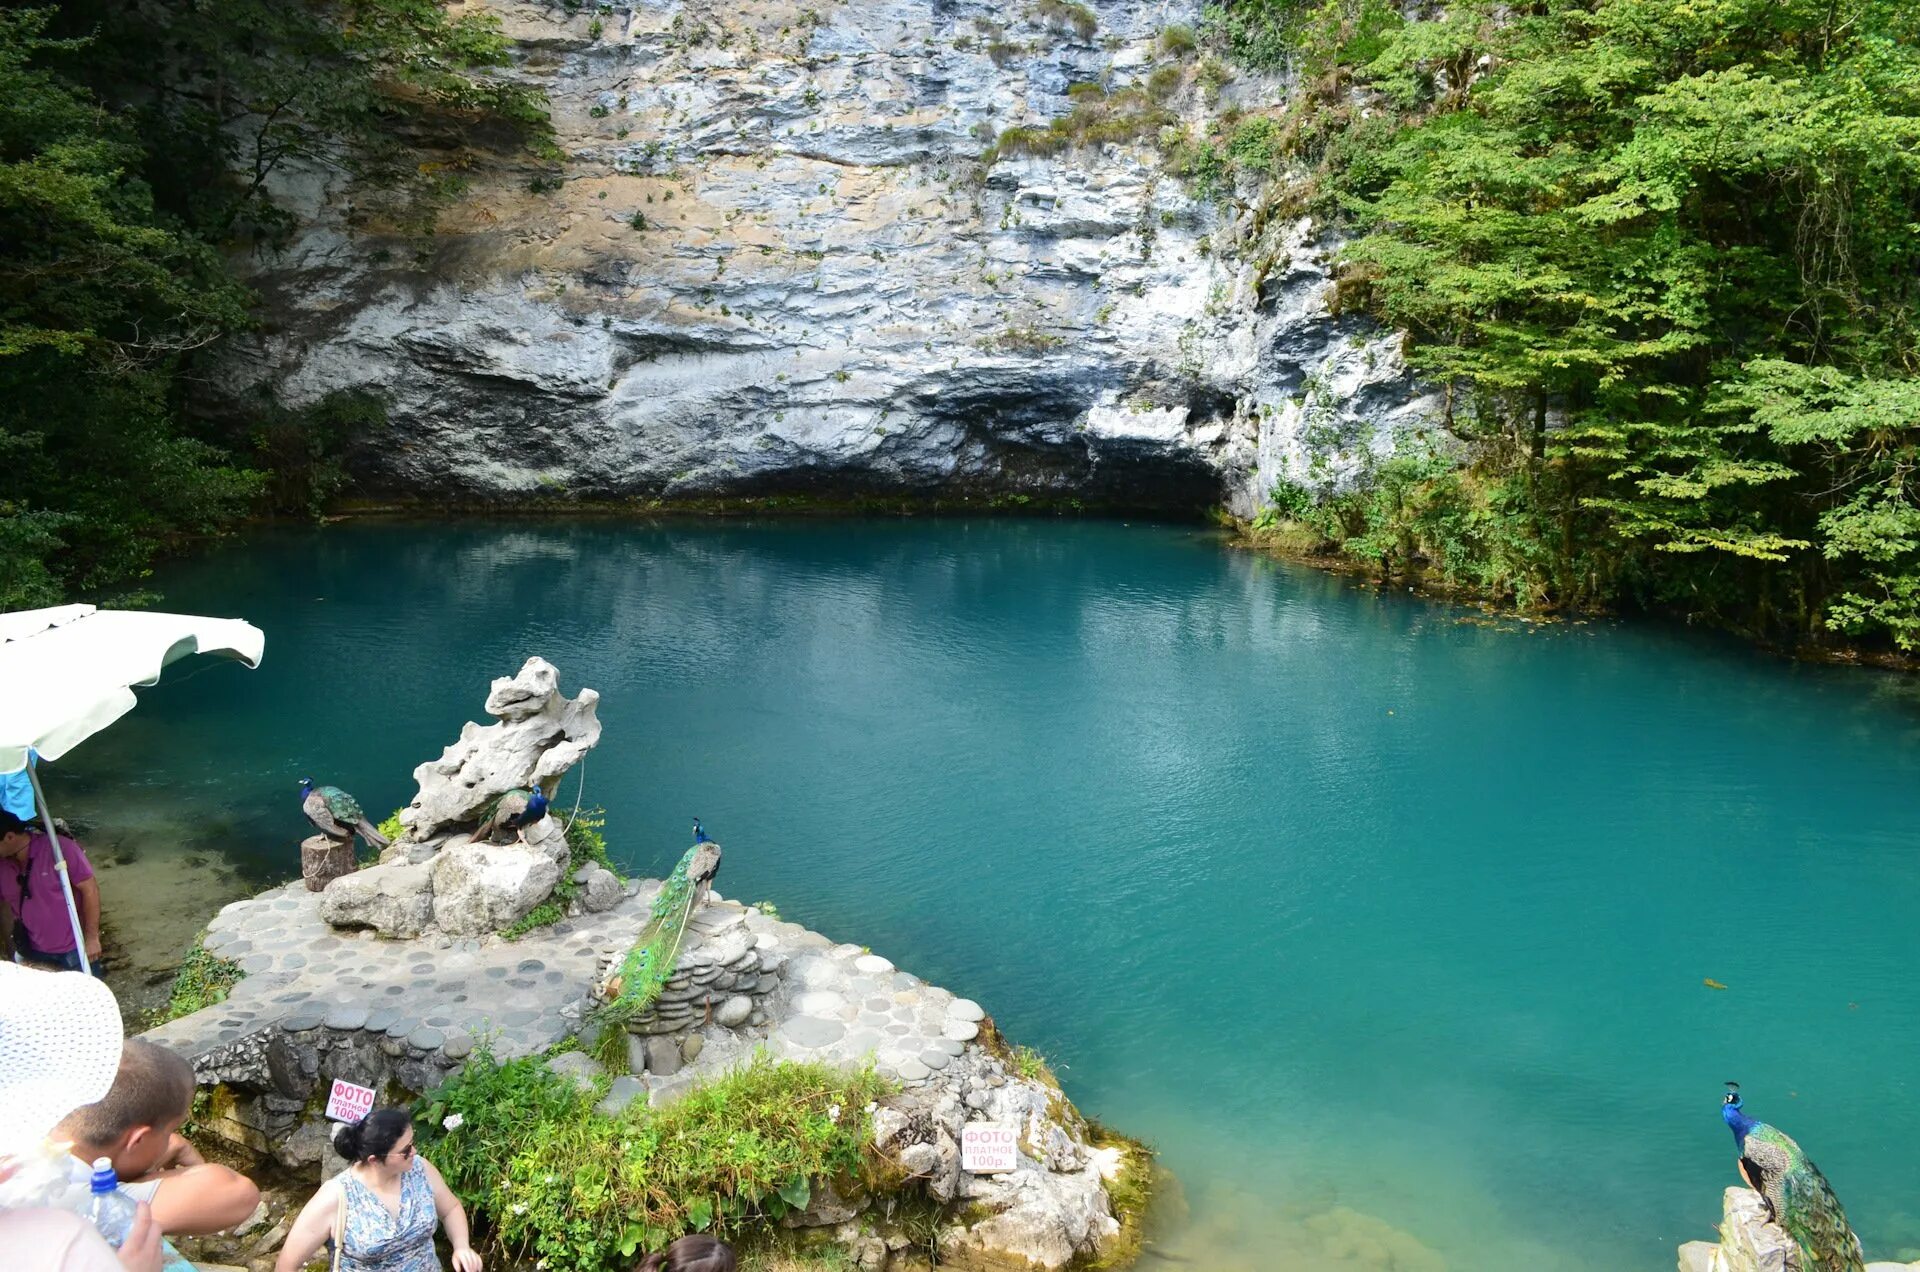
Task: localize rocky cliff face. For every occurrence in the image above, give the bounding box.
[226,0,1435,515]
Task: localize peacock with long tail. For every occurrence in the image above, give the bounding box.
[1722,1083,1864,1272]
[590,823,723,1067]
[468,786,551,844]
[298,779,390,850]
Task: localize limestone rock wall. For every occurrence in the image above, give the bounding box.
[220,0,1435,516]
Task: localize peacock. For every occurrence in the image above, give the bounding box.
[1722,1084,1864,1272]
[692,817,709,844]
[468,786,551,844]
[298,779,390,850]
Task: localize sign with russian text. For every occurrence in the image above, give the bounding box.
[961,1122,1018,1174]
[325,1079,377,1124]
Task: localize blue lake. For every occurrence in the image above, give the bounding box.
[55,519,1920,1270]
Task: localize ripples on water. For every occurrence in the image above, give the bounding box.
[54,519,1920,1270]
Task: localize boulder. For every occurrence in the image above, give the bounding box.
[399,657,601,842]
[429,843,562,936]
[580,866,623,913]
[1715,1187,1797,1272]
[950,1161,1118,1270]
[318,861,434,938]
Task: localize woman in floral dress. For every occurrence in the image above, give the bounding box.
[275,1109,480,1272]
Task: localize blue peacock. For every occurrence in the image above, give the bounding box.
[297,779,390,850]
[1722,1084,1864,1272]
[468,786,551,844]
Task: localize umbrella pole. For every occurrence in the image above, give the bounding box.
[23,763,91,976]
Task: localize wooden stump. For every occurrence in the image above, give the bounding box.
[301,834,356,892]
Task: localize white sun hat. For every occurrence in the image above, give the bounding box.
[0,963,124,1155]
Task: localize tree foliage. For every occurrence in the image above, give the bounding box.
[0,1,548,608]
[1219,0,1920,650]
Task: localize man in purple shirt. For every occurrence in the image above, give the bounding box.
[0,809,102,973]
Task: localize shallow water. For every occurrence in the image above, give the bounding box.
[48,519,1920,1270]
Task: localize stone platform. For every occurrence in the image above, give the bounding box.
[144,875,1133,1269]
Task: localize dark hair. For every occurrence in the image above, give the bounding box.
[330,1108,414,1163]
[58,1041,196,1146]
[0,810,31,837]
[635,1236,736,1272]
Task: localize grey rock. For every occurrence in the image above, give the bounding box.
[581,867,624,913]
[896,1058,931,1082]
[544,1051,606,1093]
[680,1034,705,1063]
[218,0,1433,532]
[318,861,435,939]
[642,1036,683,1077]
[948,999,985,1023]
[596,1074,647,1118]
[429,843,563,936]
[714,995,753,1028]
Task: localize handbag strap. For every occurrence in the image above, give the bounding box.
[329,1177,348,1272]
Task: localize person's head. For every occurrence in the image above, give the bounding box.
[0,811,32,861]
[0,962,124,1157]
[55,1039,196,1178]
[331,1108,415,1175]
[635,1235,736,1272]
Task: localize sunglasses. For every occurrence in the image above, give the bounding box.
[388,1142,416,1162]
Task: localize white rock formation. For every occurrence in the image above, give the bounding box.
[219,0,1436,518]
[430,843,565,935]
[398,656,601,842]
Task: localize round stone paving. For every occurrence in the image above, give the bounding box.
[779,1015,846,1049]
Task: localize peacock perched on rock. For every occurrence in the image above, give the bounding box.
[298,779,390,850]
[468,786,551,844]
[1722,1084,1865,1272]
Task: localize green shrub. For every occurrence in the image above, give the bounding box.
[153,938,243,1025]
[1157,23,1197,57]
[420,1050,893,1270]
[1035,0,1097,40]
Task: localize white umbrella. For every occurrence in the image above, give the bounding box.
[1,604,265,974]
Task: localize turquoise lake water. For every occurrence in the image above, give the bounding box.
[50,519,1920,1270]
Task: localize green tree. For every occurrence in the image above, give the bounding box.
[1244,0,1920,648]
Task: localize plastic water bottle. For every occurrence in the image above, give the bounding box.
[83,1157,139,1249]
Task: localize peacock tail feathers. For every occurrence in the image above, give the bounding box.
[1744,1125,1864,1272]
[590,842,705,1063]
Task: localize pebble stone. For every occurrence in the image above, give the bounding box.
[407,1027,445,1051]
[323,1004,369,1031]
[943,1021,980,1042]
[948,998,985,1022]
[896,1058,931,1081]
[781,1016,846,1049]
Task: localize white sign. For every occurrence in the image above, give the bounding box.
[961,1122,1019,1174]
[325,1079,377,1124]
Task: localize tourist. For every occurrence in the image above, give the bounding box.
[0,809,102,973]
[635,1235,736,1272]
[55,1039,262,1236]
[0,962,164,1270]
[273,1108,482,1272]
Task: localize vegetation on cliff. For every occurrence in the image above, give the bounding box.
[1209,0,1920,652]
[0,1,547,608]
[421,1049,891,1271]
